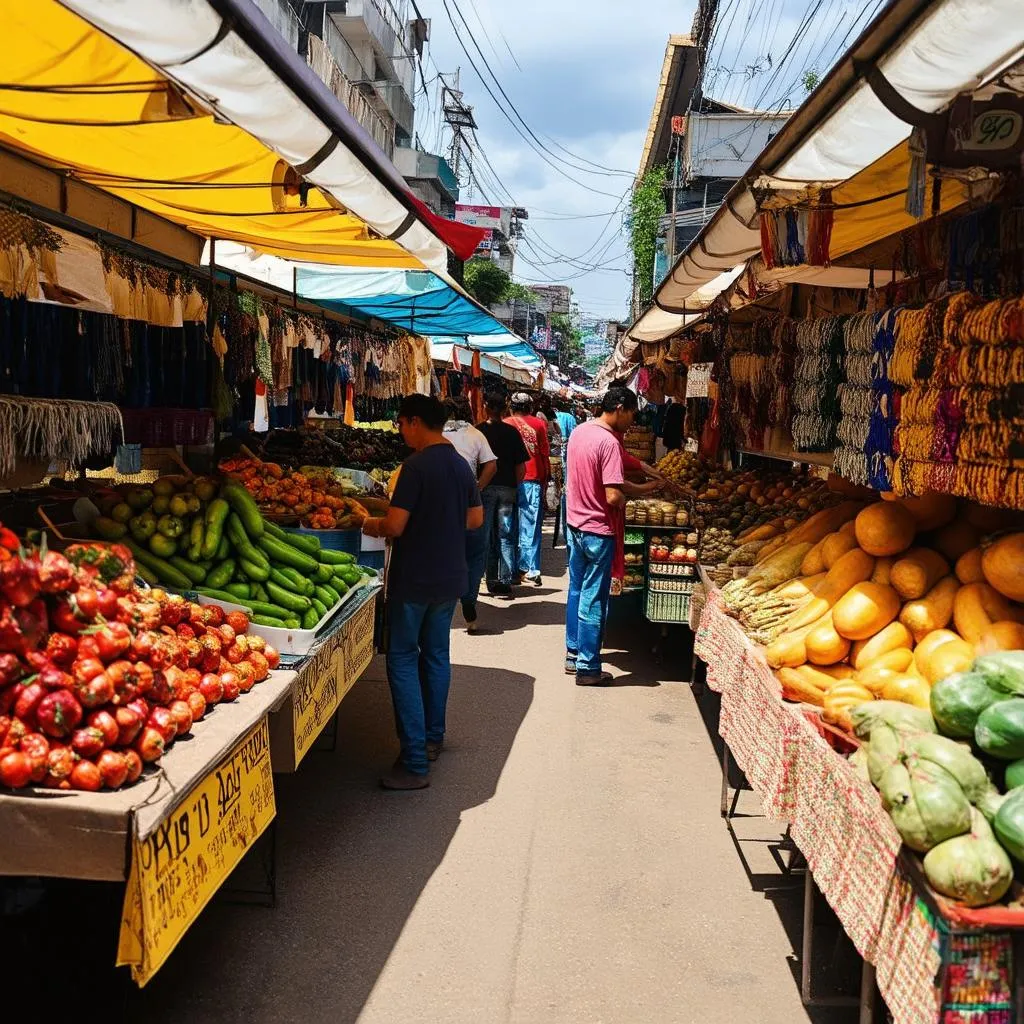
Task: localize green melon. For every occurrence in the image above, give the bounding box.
[1006,759,1024,791]
[930,671,1003,739]
[975,699,1024,760]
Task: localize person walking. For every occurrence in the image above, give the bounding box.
[362,394,483,790]
[476,391,529,598]
[443,397,497,633]
[564,387,660,685]
[506,393,550,587]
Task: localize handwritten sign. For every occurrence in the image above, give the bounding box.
[341,598,376,688]
[117,719,275,986]
[292,632,344,767]
[685,362,712,399]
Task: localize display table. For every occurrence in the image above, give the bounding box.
[693,581,1017,1024]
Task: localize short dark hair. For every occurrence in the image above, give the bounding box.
[484,390,507,412]
[444,396,473,422]
[601,387,638,414]
[398,393,447,430]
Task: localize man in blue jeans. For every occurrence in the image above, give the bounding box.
[362,394,483,789]
[564,387,660,685]
[505,393,550,587]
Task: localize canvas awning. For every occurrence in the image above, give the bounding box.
[1,1,483,273]
[430,342,536,386]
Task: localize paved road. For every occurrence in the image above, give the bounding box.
[130,537,849,1023]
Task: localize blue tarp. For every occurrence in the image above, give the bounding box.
[296,266,510,338]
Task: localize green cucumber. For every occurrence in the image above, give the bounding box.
[317,548,355,565]
[280,528,321,556]
[125,539,193,589]
[266,581,311,612]
[197,588,254,610]
[243,600,292,620]
[314,583,340,608]
[201,498,230,559]
[187,515,204,561]
[206,559,236,590]
[268,567,310,596]
[332,578,349,596]
[311,562,334,584]
[253,583,270,603]
[301,607,319,629]
[263,520,287,541]
[239,556,270,582]
[311,597,327,619]
[271,564,314,594]
[169,556,206,585]
[221,482,265,539]
[227,514,271,569]
[251,614,290,628]
[216,536,230,561]
[284,616,301,628]
[224,582,252,601]
[135,563,158,586]
[256,534,318,573]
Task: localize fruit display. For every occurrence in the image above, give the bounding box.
[624,499,689,527]
[89,477,376,629]
[258,425,407,471]
[648,533,698,565]
[0,529,278,792]
[623,426,655,461]
[218,457,371,529]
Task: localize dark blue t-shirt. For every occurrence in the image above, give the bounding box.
[388,442,482,604]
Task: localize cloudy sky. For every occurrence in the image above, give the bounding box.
[416,0,884,324]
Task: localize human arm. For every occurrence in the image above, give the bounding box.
[535,417,551,482]
[620,479,662,497]
[515,462,527,485]
[362,506,410,538]
[604,485,625,508]
[478,460,497,489]
[467,505,484,529]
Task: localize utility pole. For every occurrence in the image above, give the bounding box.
[666,129,682,267]
[442,70,477,189]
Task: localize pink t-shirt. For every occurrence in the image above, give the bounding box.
[565,420,624,536]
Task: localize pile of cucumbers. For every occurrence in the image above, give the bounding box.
[127,482,375,629]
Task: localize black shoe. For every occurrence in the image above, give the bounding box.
[381,766,431,790]
[576,671,613,687]
[489,582,512,596]
[564,656,577,675]
[426,741,443,761]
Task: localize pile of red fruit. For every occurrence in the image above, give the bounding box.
[0,527,279,792]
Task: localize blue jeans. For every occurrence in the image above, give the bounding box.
[386,599,458,774]
[517,480,543,578]
[565,526,615,675]
[462,525,486,617]
[482,484,517,586]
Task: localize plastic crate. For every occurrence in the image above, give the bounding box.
[645,588,691,624]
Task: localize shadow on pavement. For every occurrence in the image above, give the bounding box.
[126,659,535,1024]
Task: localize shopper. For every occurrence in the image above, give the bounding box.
[564,387,660,685]
[477,391,529,598]
[362,394,483,790]
[443,397,497,632]
[506,393,550,587]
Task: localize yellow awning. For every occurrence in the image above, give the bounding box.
[0,1,425,269]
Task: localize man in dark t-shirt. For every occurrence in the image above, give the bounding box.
[477,391,529,596]
[362,394,482,790]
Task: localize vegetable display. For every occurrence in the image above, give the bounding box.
[0,530,279,792]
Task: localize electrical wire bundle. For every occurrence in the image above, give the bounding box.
[791,316,845,452]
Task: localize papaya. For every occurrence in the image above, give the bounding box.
[976,698,1024,760]
[930,670,1004,739]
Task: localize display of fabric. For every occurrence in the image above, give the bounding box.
[791,316,845,452]
[833,311,879,486]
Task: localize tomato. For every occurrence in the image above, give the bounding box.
[234,662,256,694]
[43,633,78,668]
[263,644,281,671]
[225,641,247,665]
[204,603,225,627]
[187,603,206,626]
[182,667,202,690]
[220,672,241,702]
[130,631,158,662]
[35,689,83,739]
[71,727,106,759]
[13,681,47,724]
[122,748,143,784]
[19,732,49,783]
[0,715,11,747]
[160,595,187,627]
[1,717,26,748]
[92,622,132,663]
[96,750,128,790]
[186,690,207,722]
[86,709,119,747]
[43,745,74,788]
[176,622,197,641]
[0,751,32,788]
[96,588,120,619]
[114,706,144,747]
[198,673,223,706]
[198,635,221,673]
[217,624,237,648]
[147,707,177,746]
[162,666,188,701]
[183,639,203,668]
[133,727,165,764]
[167,700,193,737]
[245,635,266,654]
[0,687,14,716]
[148,671,173,706]
[226,611,250,635]
[71,663,115,710]
[126,697,151,721]
[247,652,270,682]
[72,657,106,687]
[69,759,102,792]
[76,635,101,662]
[37,663,72,692]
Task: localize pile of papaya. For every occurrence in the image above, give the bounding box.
[92,477,374,630]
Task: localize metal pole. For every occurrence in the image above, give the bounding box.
[801,870,814,1004]
[667,135,680,267]
[859,960,876,1024]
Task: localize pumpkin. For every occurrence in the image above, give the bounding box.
[880,674,933,709]
[850,621,913,670]
[955,547,986,585]
[976,621,1024,655]
[854,502,916,557]
[981,533,1024,603]
[804,614,852,666]
[832,582,901,641]
[929,519,981,563]
[899,576,960,643]
[921,638,975,685]
[821,531,858,569]
[890,547,950,600]
[870,557,894,585]
[954,583,1023,644]
[913,629,961,674]
[899,491,958,531]
[930,670,1004,739]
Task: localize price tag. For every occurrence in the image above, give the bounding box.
[685,362,712,398]
[684,438,699,453]
[291,631,345,768]
[117,719,275,986]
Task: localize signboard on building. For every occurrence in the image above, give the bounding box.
[455,204,511,236]
[474,229,494,252]
[532,326,555,352]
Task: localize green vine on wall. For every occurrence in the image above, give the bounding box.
[629,166,667,309]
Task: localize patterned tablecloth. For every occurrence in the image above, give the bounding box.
[695,586,944,1024]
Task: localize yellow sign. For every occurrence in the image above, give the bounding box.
[291,631,345,767]
[117,718,276,986]
[341,597,376,687]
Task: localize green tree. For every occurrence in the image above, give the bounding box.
[464,258,511,306]
[801,69,820,93]
[550,312,583,371]
[629,166,667,310]
[505,282,539,304]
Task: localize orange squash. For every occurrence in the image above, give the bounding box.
[871,557,895,585]
[890,547,951,600]
[954,583,1023,644]
[800,538,828,577]
[880,674,932,709]
[821,531,859,569]
[981,533,1024,602]
[832,582,901,641]
[976,621,1024,655]
[897,491,958,531]
[899,576,960,644]
[781,548,876,632]
[854,503,916,557]
[858,650,916,694]
[955,547,986,585]
[850,621,913,670]
[929,519,981,563]
[776,668,826,707]
[805,614,852,666]
[823,681,875,730]
[921,638,975,685]
[913,629,961,675]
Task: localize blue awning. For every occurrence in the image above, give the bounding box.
[296,266,509,337]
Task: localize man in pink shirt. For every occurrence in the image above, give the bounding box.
[564,387,661,684]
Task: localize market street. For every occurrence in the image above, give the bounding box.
[131,536,833,1024]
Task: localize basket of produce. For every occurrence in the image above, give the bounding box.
[257,425,407,471]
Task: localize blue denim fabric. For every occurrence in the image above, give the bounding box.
[386,599,458,774]
[517,480,543,578]
[462,524,486,615]
[482,484,517,586]
[565,526,615,675]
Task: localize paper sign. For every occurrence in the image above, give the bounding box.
[685,362,712,398]
[291,632,345,767]
[685,438,699,453]
[117,719,275,985]
[341,597,376,687]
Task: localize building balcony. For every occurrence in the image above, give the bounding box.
[328,0,417,108]
[394,147,459,216]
